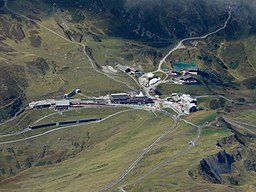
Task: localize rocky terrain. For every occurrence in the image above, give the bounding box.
[0,1,256,190]
[42,0,256,44]
[189,118,256,186]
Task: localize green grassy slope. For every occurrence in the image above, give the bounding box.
[0,0,256,191]
[1,109,250,192]
[0,110,173,191]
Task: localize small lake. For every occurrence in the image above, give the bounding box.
[173,62,198,70]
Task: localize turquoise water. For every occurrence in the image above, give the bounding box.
[173,62,198,70]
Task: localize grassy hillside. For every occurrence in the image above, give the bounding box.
[0,110,173,191]
[0,0,256,191]
[2,109,255,192]
[0,3,141,122]
[163,34,256,100]
[1,0,256,122]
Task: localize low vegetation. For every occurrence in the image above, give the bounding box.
[0,0,256,191]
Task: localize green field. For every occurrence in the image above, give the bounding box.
[185,110,218,125]
[0,110,174,191]
[32,107,126,125]
[1,109,251,192]
[158,83,212,97]
[0,109,53,134]
[117,113,233,192]
[0,0,256,191]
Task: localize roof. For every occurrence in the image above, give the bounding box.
[179,75,190,79]
[130,67,138,72]
[187,67,199,71]
[146,72,154,78]
[180,94,197,102]
[34,99,55,106]
[55,100,70,106]
[116,64,129,71]
[128,97,153,101]
[149,77,160,85]
[108,66,118,73]
[111,93,128,96]
[136,92,144,97]
[172,96,181,102]
[188,103,197,109]
[179,75,198,80]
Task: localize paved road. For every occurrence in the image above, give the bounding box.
[0,0,140,127]
[97,112,178,192]
[0,102,156,140]
[0,109,136,145]
[32,112,58,125]
[224,118,256,135]
[2,2,238,192]
[119,186,127,192]
[96,9,232,191]
[97,111,209,192]
[3,0,139,91]
[0,128,31,138]
[229,120,256,128]
[196,95,256,107]
[0,96,21,110]
[138,9,232,97]
[132,116,203,184]
[155,9,232,73]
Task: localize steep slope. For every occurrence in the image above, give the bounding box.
[189,117,256,186]
[41,0,256,44]
[0,1,256,191]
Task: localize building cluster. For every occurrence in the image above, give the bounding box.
[166,93,198,114]
[182,68,199,76]
[27,82,200,116]
[29,99,71,110]
[111,92,154,105]
[28,91,155,112]
[140,73,161,87]
[116,64,143,76]
[28,99,108,111]
[169,67,200,85]
[29,99,55,109]
[178,76,200,85]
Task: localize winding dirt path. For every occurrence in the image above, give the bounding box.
[3,0,139,91]
[156,10,232,73]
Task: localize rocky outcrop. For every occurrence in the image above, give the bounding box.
[0,41,15,52]
[198,150,235,184]
[190,120,256,186]
[0,16,25,41]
